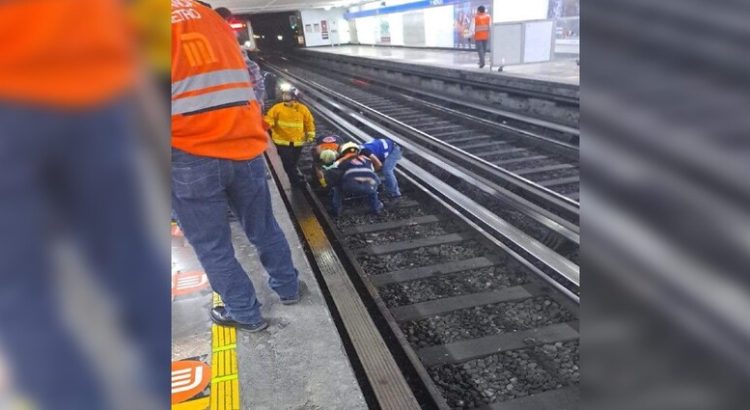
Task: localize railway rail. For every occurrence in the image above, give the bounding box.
[262,59,580,267]
[263,88,580,408]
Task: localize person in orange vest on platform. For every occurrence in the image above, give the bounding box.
[263,84,316,185]
[472,5,492,68]
[172,1,301,333]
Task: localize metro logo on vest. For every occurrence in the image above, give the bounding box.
[171,0,268,161]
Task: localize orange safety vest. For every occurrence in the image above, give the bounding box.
[172,0,267,160]
[474,13,491,41]
[0,0,135,106]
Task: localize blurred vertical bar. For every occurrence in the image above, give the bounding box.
[583,1,750,409]
[0,1,170,409]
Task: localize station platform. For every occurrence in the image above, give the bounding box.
[305,45,579,85]
[171,157,367,409]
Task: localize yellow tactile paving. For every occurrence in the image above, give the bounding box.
[173,293,239,410]
[210,294,240,410]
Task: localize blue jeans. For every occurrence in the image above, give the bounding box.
[331,177,382,216]
[476,40,488,67]
[171,149,299,325]
[382,144,402,198]
[0,100,169,409]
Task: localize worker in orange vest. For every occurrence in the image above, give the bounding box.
[172,1,300,333]
[0,1,168,408]
[472,5,492,68]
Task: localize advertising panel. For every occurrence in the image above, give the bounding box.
[378,16,391,44]
[321,20,329,39]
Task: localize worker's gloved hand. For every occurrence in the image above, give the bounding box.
[318,177,327,188]
[360,148,373,157]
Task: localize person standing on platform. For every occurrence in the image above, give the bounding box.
[264,84,316,185]
[326,142,384,217]
[311,134,344,188]
[172,0,300,333]
[360,137,402,199]
[472,6,492,68]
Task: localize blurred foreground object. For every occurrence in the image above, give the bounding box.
[0,1,169,409]
[583,1,750,409]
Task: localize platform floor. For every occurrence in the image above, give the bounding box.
[306,45,580,85]
[171,158,367,409]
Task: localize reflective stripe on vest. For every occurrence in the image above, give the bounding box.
[172,87,256,115]
[381,139,391,159]
[476,25,489,31]
[172,68,250,96]
[276,120,304,129]
[343,167,375,178]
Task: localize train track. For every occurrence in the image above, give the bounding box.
[262,60,580,269]
[268,90,580,408]
[266,56,580,206]
[293,49,580,128]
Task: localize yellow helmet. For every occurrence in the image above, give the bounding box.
[338,142,360,155]
[319,149,337,165]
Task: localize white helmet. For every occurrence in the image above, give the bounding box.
[338,142,360,155]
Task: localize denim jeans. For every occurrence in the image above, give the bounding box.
[331,177,382,216]
[476,40,488,67]
[381,144,402,198]
[0,100,169,409]
[171,149,299,325]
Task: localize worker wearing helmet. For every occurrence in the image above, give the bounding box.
[311,134,343,188]
[360,138,402,199]
[264,84,316,185]
[325,142,383,217]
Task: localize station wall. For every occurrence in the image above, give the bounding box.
[300,8,351,47]
[342,0,576,51]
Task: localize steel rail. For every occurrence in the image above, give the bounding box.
[264,61,581,232]
[300,85,580,294]
[294,49,581,107]
[275,54,580,142]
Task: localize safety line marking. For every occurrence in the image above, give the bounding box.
[210,293,240,410]
[211,374,239,383]
[212,343,236,353]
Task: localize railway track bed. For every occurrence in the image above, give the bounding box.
[288,120,580,410]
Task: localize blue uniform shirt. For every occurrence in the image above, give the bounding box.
[362,139,395,162]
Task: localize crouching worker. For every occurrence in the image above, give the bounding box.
[361,138,402,199]
[312,134,343,188]
[326,142,384,217]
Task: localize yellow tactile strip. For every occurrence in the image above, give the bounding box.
[172,293,239,410]
[211,293,240,410]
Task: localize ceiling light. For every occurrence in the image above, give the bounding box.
[277,35,284,41]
